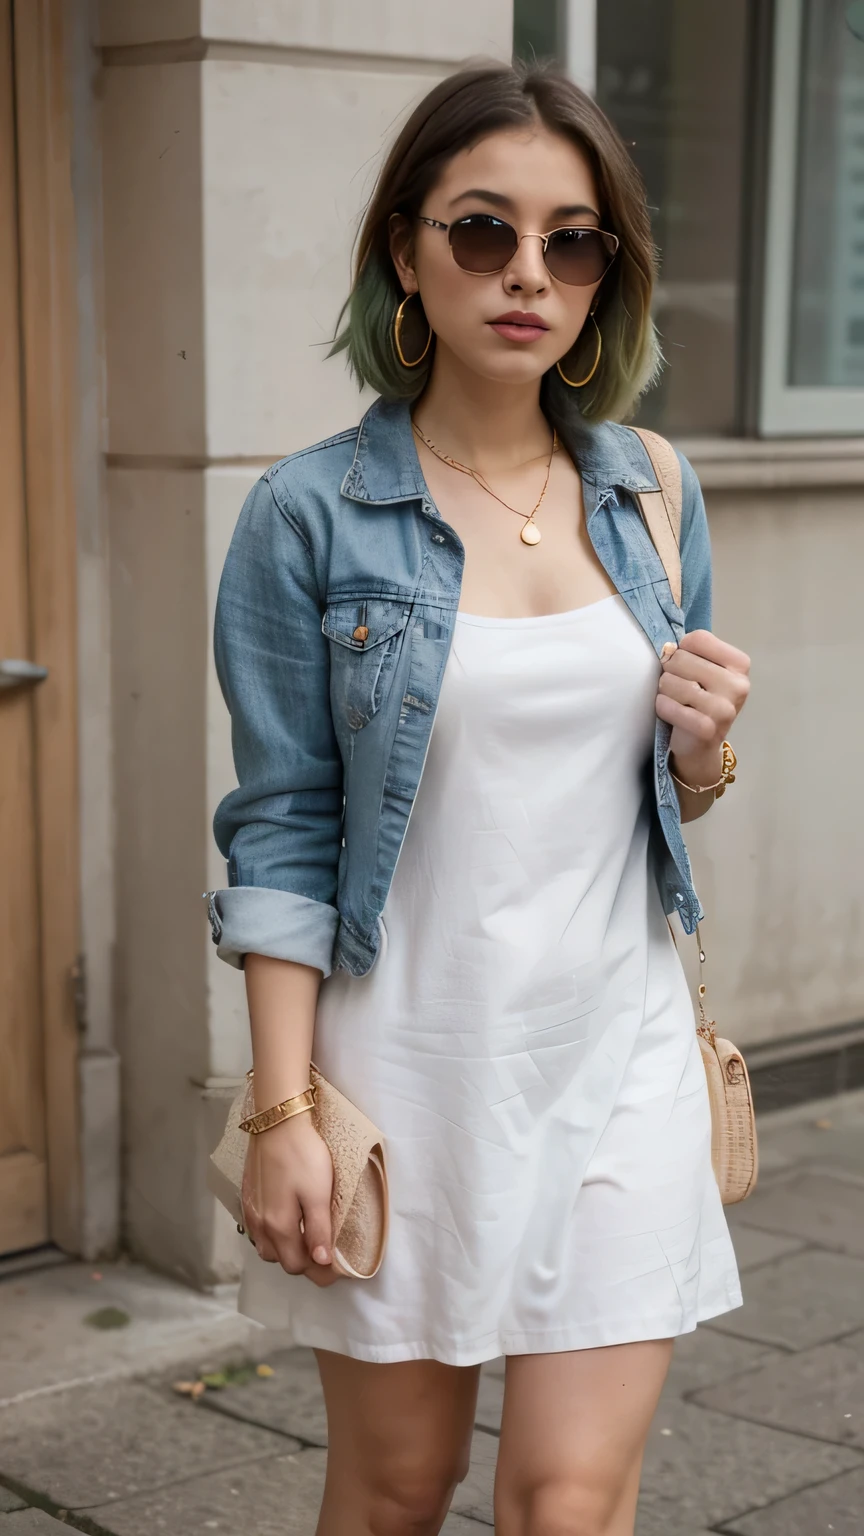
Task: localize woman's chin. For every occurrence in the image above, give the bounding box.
[445,348,559,389]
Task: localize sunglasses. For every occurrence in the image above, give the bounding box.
[417,213,619,287]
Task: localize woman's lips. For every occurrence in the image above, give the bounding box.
[487,314,550,344]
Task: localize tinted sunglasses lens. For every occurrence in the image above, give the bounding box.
[449,215,518,273]
[545,229,616,286]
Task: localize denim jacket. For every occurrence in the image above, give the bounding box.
[208,394,712,979]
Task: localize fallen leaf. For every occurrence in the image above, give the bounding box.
[256,1363,274,1378]
[172,1381,199,1396]
[83,1307,130,1331]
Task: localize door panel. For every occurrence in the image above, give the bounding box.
[0,0,49,1253]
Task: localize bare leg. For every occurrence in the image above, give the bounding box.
[494,1337,673,1536]
[314,1348,481,1536]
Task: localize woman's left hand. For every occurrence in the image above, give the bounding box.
[656,629,751,790]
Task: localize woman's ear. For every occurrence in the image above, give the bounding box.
[388,213,419,296]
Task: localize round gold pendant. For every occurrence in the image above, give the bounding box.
[520,522,541,545]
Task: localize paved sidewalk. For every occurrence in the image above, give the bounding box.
[2,1090,864,1534]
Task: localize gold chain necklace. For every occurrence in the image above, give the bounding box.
[412,419,558,546]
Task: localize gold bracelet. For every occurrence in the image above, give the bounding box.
[239,1085,316,1135]
[669,740,738,798]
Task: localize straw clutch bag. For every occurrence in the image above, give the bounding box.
[208,1062,389,1279]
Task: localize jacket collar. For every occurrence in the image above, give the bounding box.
[340,394,661,509]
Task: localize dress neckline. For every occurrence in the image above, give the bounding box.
[455,594,622,628]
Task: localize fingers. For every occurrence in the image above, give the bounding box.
[657,670,738,736]
[660,631,750,727]
[304,1258,343,1288]
[243,1189,309,1273]
[661,651,750,715]
[676,629,751,675]
[271,1213,313,1276]
[655,693,723,744]
[253,1229,281,1264]
[301,1196,334,1269]
[240,1121,336,1285]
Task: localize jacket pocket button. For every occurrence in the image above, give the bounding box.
[352,625,369,642]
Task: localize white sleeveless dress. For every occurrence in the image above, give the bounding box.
[239,594,742,1364]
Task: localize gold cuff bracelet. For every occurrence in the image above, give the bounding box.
[239,1085,316,1135]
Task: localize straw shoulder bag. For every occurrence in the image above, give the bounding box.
[631,426,758,1205]
[209,1063,389,1278]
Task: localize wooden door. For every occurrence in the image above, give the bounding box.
[0,0,49,1253]
[0,0,80,1256]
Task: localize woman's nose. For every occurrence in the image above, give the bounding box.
[502,234,550,295]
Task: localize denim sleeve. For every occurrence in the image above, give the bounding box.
[676,450,712,634]
[209,475,342,976]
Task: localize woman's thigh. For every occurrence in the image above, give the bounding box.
[314,1348,481,1535]
[494,1338,673,1536]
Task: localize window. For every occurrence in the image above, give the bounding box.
[513,2,864,436]
[513,0,565,67]
[762,0,864,430]
[595,2,751,435]
[514,1,753,435]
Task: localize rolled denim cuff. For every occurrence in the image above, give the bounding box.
[206,886,339,977]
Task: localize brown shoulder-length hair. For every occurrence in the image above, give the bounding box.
[329,59,662,424]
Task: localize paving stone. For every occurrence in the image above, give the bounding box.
[706,1248,864,1350]
[82,1449,326,1536]
[633,1398,860,1535]
[86,1447,492,1536]
[471,1335,776,1436]
[466,1334,776,1439]
[201,1345,507,1446]
[0,1261,289,1406]
[0,1491,27,1514]
[0,1380,292,1511]
[198,1346,328,1447]
[748,1096,864,1181]
[735,1172,864,1257]
[474,1369,504,1434]
[720,1463,864,1535]
[0,1514,71,1534]
[693,1329,864,1447]
[727,1222,806,1272]
[664,1326,778,1398]
[481,1356,506,1380]
[445,1400,859,1535]
[449,1428,498,1525]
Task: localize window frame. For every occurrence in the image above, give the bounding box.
[564,0,596,92]
[760,0,864,434]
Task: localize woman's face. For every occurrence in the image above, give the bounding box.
[390,124,607,386]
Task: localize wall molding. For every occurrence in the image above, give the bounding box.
[747,1021,864,1114]
[105,453,278,471]
[674,435,864,492]
[101,38,456,75]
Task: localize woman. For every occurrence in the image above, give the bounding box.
[208,61,749,1536]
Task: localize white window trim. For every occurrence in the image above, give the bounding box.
[565,0,596,94]
[760,0,864,434]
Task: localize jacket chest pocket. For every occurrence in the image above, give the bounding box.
[322,597,411,731]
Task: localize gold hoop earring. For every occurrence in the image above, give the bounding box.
[556,309,602,388]
[394,293,432,368]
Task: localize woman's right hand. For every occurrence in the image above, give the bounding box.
[242,1113,340,1287]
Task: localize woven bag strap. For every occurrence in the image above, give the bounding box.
[629,426,683,608]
